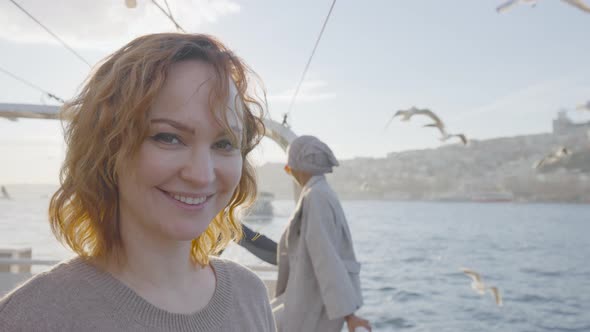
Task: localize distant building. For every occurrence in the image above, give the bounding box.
[552,109,590,136]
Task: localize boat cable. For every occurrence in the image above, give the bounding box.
[0,65,65,104]
[283,0,337,127]
[150,0,186,32]
[8,0,92,68]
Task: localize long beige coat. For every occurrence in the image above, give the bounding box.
[274,176,363,332]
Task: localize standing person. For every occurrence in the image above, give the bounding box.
[0,33,275,332]
[273,135,371,332]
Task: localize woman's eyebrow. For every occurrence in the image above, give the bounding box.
[150,118,194,134]
[217,125,243,136]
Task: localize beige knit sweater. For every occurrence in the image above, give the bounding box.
[0,256,275,331]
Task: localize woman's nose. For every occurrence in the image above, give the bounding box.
[179,146,216,186]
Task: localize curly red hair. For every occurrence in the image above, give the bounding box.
[49,33,265,266]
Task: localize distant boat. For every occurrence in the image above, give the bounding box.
[435,191,514,203]
[1,186,10,200]
[243,192,274,222]
[471,192,514,203]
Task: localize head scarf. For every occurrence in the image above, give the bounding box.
[287,135,339,175]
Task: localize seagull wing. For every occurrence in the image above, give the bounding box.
[458,134,468,145]
[461,268,482,283]
[449,133,468,145]
[414,109,445,127]
[383,113,397,131]
[489,287,503,306]
[497,0,521,13]
[424,123,448,137]
[395,109,413,121]
[561,0,590,13]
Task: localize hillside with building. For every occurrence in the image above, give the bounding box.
[257,111,590,203]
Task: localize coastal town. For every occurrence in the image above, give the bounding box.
[258,110,590,203]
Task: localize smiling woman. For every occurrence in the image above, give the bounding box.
[0,33,275,332]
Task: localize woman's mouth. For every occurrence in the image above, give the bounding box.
[159,189,214,210]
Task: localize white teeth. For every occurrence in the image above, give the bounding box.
[171,194,207,205]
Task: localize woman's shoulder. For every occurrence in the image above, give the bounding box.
[210,257,269,298]
[209,257,275,330]
[0,257,95,323]
[211,257,265,286]
[2,258,80,297]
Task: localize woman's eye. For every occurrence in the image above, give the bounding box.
[214,139,238,152]
[151,133,183,145]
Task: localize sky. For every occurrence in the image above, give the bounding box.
[1,0,590,184]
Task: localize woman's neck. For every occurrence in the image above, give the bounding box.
[115,213,198,284]
[97,216,217,313]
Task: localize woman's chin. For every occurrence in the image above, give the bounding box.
[166,223,210,241]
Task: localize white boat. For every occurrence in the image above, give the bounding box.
[243,192,275,222]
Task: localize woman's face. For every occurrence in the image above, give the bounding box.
[117,60,243,242]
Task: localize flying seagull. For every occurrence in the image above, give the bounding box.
[384,107,444,131]
[461,268,487,295]
[534,146,572,169]
[424,123,469,145]
[461,268,503,307]
[386,107,468,145]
